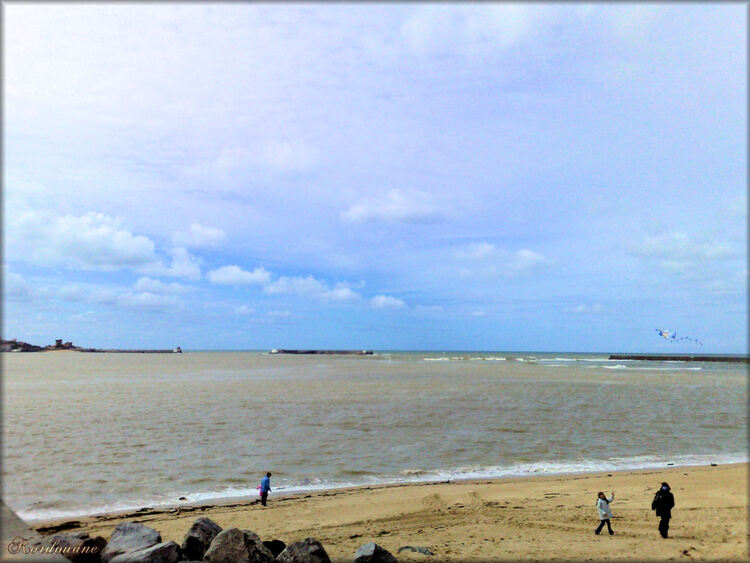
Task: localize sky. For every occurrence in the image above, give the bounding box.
[3,3,747,353]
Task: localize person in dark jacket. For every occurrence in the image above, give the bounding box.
[260,472,272,506]
[651,482,675,538]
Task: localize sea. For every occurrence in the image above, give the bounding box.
[3,351,747,522]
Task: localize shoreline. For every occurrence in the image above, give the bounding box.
[26,463,748,561]
[19,456,746,525]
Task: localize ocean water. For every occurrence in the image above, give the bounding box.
[3,351,747,522]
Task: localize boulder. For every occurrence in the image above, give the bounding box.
[40,532,107,563]
[277,538,331,563]
[101,523,161,563]
[262,540,286,558]
[182,517,222,561]
[108,542,180,563]
[203,528,273,563]
[353,543,397,563]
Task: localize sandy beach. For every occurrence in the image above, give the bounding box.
[28,463,747,561]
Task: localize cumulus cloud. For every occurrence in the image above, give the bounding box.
[235,305,255,315]
[571,303,602,314]
[207,265,272,285]
[370,294,405,309]
[172,223,227,248]
[5,271,32,301]
[401,4,550,55]
[119,291,183,311]
[160,247,202,280]
[264,276,361,302]
[341,189,442,224]
[10,211,159,271]
[133,277,192,294]
[454,242,498,261]
[631,231,736,275]
[454,242,552,276]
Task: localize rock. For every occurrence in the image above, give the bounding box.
[108,541,180,563]
[397,546,433,556]
[203,528,273,563]
[262,540,286,558]
[40,532,107,563]
[101,523,161,563]
[182,517,222,560]
[353,542,398,563]
[277,538,331,563]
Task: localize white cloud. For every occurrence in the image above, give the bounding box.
[9,211,159,271]
[401,5,550,56]
[267,309,292,318]
[455,242,498,261]
[341,189,442,224]
[454,243,552,276]
[370,294,405,309]
[511,249,552,272]
[119,291,182,311]
[159,247,202,280]
[5,271,32,301]
[264,276,361,302]
[472,310,487,318]
[632,231,736,275]
[235,305,255,315]
[133,277,192,294]
[207,265,272,285]
[172,223,227,248]
[571,303,602,314]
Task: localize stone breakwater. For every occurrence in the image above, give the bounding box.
[608,354,749,363]
[19,517,412,563]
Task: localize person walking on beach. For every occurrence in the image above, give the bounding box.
[259,472,272,507]
[651,482,675,538]
[595,491,615,535]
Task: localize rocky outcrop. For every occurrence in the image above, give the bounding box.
[101,523,161,563]
[277,538,331,563]
[203,528,273,563]
[262,540,286,558]
[181,517,222,561]
[353,543,397,563]
[108,542,180,563]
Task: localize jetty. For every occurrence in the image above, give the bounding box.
[609,354,748,363]
[270,349,373,355]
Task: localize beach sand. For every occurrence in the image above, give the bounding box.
[30,463,747,561]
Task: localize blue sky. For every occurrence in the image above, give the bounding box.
[4,3,746,352]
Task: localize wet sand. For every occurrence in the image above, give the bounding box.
[30,463,747,561]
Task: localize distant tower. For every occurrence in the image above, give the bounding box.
[55,339,63,348]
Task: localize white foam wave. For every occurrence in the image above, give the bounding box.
[20,452,745,522]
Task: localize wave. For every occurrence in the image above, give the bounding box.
[17,452,746,522]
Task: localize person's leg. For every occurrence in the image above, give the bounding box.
[261,491,268,506]
[595,520,605,534]
[658,517,669,538]
[605,519,613,534]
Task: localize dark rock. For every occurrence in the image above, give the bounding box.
[353,542,398,563]
[182,517,222,560]
[108,541,180,563]
[277,538,331,563]
[101,522,161,563]
[203,528,273,563]
[36,521,84,535]
[262,540,286,558]
[397,546,433,556]
[40,532,107,563]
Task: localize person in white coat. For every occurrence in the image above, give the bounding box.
[595,491,615,535]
